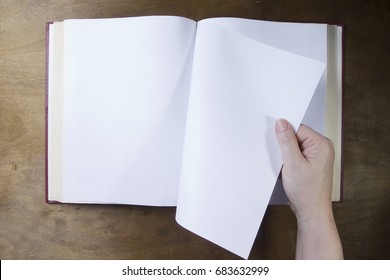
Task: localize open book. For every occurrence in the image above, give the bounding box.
[46,16,343,259]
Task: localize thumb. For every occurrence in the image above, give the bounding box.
[275,119,304,166]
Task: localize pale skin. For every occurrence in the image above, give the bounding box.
[274,118,343,260]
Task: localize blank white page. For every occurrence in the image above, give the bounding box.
[202,18,329,205]
[176,22,325,258]
[60,16,196,205]
[201,18,327,62]
[203,17,328,133]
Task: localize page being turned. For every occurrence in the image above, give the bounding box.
[176,21,325,258]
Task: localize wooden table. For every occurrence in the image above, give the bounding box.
[1,0,389,259]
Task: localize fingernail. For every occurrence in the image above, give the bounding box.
[276,119,288,132]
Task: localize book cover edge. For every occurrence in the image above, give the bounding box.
[45,22,53,204]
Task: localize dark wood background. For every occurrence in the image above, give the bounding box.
[0,0,389,259]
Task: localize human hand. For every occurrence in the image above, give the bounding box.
[274,118,334,222]
[274,118,343,259]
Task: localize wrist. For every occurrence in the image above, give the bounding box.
[294,203,343,260]
[295,203,335,231]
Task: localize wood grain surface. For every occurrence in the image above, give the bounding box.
[0,0,389,259]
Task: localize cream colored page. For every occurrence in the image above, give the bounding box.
[176,22,325,258]
[60,16,196,205]
[48,22,64,202]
